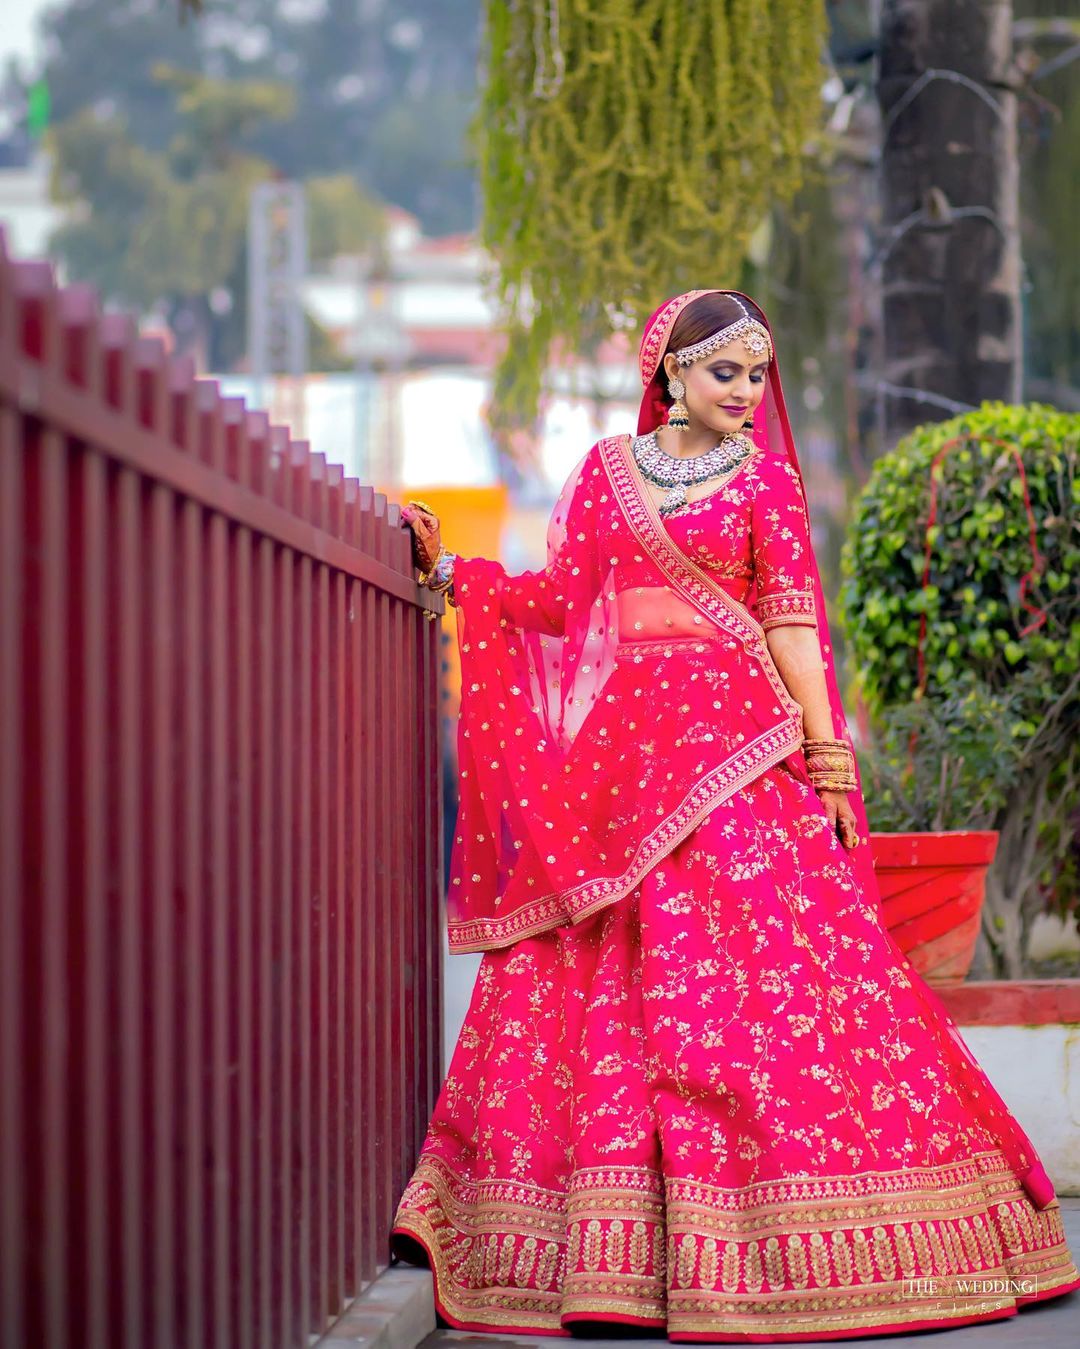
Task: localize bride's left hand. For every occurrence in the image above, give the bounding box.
[820,789,860,850]
[400,503,442,573]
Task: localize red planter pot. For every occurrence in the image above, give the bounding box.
[871,830,1000,986]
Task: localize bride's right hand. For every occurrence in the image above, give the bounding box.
[400,503,443,573]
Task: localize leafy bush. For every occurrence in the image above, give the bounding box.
[841,402,1080,976]
[841,401,1080,713]
[858,684,1026,834]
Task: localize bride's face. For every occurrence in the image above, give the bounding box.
[663,339,769,437]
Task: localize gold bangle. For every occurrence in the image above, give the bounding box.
[804,736,855,781]
[418,544,450,586]
[808,771,857,793]
[805,755,855,775]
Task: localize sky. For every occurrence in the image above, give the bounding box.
[1,0,48,71]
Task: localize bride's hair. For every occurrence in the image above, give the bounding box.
[650,291,770,408]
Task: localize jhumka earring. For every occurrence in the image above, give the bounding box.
[666,376,689,432]
[743,415,755,431]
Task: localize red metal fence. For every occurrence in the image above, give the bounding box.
[0,232,445,1348]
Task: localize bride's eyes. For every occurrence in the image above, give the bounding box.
[712,370,766,384]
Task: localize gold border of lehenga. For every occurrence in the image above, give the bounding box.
[392,1148,1080,1337]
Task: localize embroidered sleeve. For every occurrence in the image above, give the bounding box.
[494,449,604,635]
[750,456,818,632]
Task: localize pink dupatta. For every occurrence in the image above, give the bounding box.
[445,289,1056,1210]
[447,434,806,953]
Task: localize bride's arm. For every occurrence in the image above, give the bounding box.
[766,626,835,742]
[490,454,606,632]
[768,630,860,849]
[750,457,859,850]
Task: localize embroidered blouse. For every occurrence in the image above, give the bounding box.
[488,446,817,638]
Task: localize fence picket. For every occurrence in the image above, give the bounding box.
[0,232,445,1348]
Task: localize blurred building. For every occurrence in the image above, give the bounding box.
[303,206,502,372]
[223,202,641,530]
[0,149,640,555]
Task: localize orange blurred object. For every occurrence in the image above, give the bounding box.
[385,483,510,718]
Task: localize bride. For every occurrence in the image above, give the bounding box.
[392,289,1079,1341]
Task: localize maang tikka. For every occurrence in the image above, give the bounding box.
[666,375,690,432]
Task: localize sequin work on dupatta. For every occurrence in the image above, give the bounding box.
[444,437,819,956]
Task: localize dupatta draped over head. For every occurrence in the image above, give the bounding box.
[445,287,1054,1211]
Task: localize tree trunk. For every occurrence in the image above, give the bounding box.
[876,0,1022,448]
[975,761,1064,979]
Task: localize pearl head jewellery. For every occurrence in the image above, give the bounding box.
[673,296,773,367]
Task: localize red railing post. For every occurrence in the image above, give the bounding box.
[0,231,445,1348]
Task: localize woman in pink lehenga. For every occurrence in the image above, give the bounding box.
[392,290,1080,1342]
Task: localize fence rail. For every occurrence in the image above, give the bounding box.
[0,231,445,1349]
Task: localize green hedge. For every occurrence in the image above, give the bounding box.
[840,401,1080,727]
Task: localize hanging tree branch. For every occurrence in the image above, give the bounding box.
[474,0,828,446]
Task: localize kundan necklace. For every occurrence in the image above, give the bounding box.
[632,429,754,516]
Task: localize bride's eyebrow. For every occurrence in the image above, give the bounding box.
[706,357,769,371]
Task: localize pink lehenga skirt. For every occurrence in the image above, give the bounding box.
[389,763,1080,1341]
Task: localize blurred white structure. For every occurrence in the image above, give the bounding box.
[303,208,498,371]
[959,1024,1080,1195]
[0,148,62,264]
[284,204,639,497]
[217,367,634,502]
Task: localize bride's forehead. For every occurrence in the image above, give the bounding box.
[688,338,769,370]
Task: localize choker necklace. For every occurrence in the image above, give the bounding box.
[632,429,754,516]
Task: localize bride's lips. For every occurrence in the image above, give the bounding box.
[721,405,748,414]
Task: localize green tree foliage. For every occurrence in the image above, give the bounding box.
[42,0,204,152]
[856,684,1027,834]
[41,0,480,236]
[476,0,828,441]
[840,403,1080,711]
[48,67,384,370]
[307,175,387,267]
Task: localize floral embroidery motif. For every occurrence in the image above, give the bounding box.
[613,636,718,662]
[393,769,1080,1335]
[749,454,818,631]
[643,442,819,634]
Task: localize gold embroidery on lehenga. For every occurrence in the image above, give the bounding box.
[400,279,1080,1341]
[449,712,806,951]
[393,1149,1079,1335]
[405,438,1080,1331]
